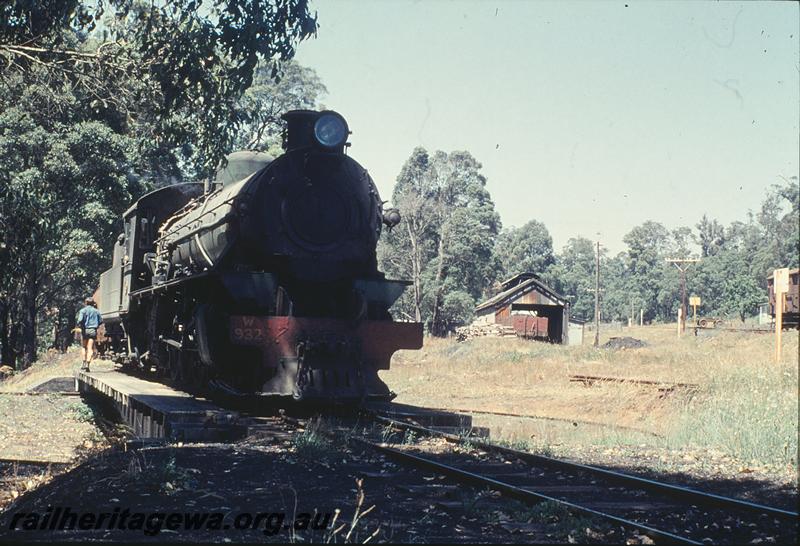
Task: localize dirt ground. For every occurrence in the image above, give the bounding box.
[0,350,617,544]
[0,425,618,543]
[0,350,121,509]
[0,350,112,460]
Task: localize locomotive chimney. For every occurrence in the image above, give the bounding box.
[282,110,318,151]
[282,110,349,153]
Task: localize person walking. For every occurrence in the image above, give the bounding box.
[76,297,103,372]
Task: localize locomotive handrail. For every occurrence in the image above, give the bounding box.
[157,211,236,251]
[129,271,212,297]
[154,196,239,244]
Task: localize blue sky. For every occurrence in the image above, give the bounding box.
[294,0,799,253]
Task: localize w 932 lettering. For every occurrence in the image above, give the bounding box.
[232,327,264,342]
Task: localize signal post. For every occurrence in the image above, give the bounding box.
[689,296,701,336]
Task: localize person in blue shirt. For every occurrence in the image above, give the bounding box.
[76,297,103,372]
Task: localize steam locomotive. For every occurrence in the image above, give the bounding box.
[95,110,423,401]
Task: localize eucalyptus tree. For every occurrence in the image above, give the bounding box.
[0,0,318,176]
[379,147,501,334]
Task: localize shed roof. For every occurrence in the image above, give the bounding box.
[500,272,542,290]
[766,267,799,279]
[476,274,568,313]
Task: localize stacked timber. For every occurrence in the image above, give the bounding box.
[455,323,518,341]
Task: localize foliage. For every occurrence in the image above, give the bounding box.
[293,418,334,460]
[696,214,726,257]
[622,220,672,322]
[0,0,318,176]
[233,60,327,156]
[0,78,145,365]
[548,237,596,321]
[494,220,555,281]
[378,147,501,334]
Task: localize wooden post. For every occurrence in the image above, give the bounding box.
[666,259,700,332]
[593,240,600,348]
[677,308,682,338]
[629,298,633,328]
[689,296,701,329]
[775,293,783,362]
[774,268,789,363]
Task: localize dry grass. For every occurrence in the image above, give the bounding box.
[382,325,799,472]
[0,347,82,392]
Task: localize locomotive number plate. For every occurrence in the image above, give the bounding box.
[231,316,268,342]
[232,327,264,342]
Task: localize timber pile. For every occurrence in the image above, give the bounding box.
[456,323,518,341]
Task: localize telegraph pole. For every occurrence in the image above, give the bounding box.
[666,258,700,331]
[594,240,601,347]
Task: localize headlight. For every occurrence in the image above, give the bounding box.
[313,112,349,150]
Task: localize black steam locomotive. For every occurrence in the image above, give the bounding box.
[96,110,422,401]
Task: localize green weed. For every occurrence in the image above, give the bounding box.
[68,401,95,423]
[293,418,335,460]
[117,451,193,495]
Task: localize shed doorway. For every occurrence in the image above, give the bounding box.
[510,303,564,343]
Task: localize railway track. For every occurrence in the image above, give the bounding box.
[355,413,797,545]
[569,374,700,392]
[72,370,797,543]
[420,405,665,438]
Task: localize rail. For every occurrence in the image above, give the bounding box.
[352,436,700,545]
[420,405,665,438]
[369,414,798,523]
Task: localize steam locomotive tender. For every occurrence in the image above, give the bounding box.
[96,110,423,401]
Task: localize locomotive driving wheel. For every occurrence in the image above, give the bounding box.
[180,351,207,393]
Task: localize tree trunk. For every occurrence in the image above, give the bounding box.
[7,309,20,370]
[56,306,76,352]
[430,225,448,337]
[407,221,423,322]
[21,263,38,367]
[0,299,9,366]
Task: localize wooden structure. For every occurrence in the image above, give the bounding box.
[767,267,799,329]
[474,273,570,343]
[76,370,244,441]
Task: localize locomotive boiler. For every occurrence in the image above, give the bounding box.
[96,110,423,401]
